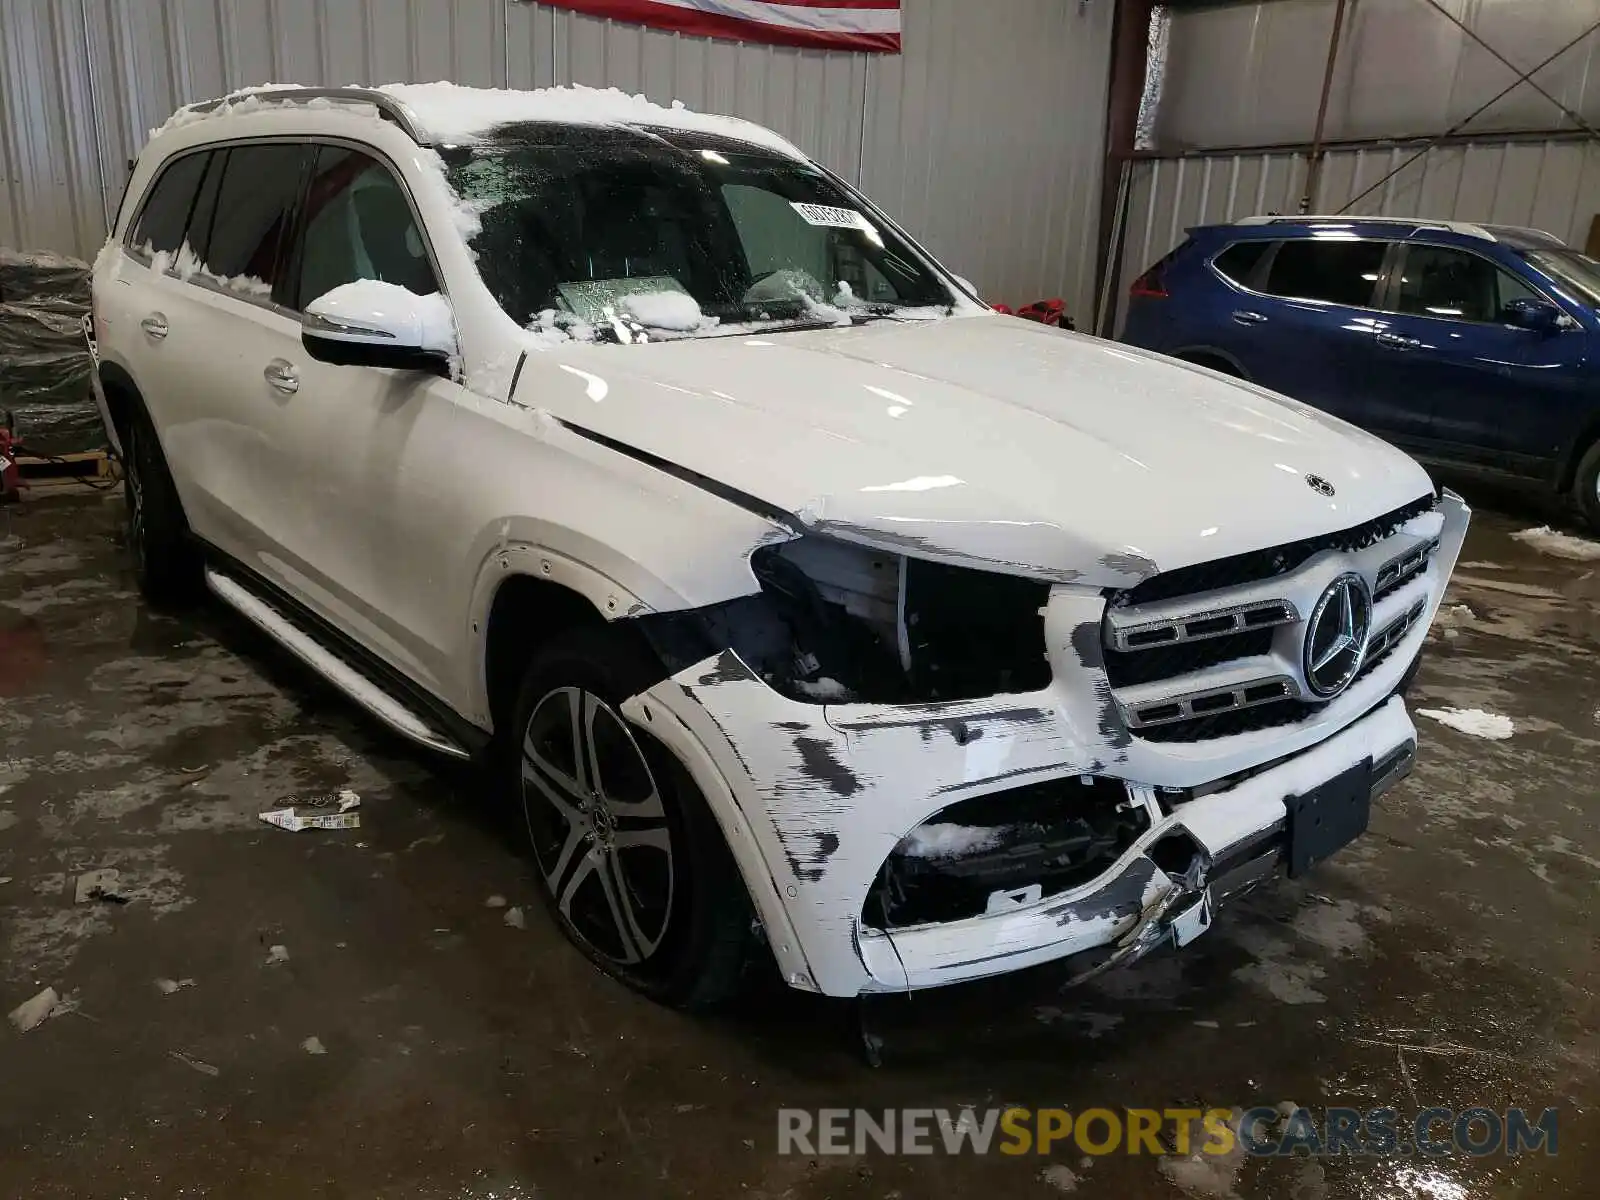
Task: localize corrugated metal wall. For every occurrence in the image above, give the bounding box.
[0,0,1112,317]
[1160,0,1600,151]
[1114,136,1600,332]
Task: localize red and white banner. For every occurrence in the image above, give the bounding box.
[539,1,902,53]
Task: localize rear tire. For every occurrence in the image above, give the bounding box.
[1570,440,1600,533]
[124,401,201,606]
[509,625,758,1009]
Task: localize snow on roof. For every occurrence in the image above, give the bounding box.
[379,82,804,158]
[149,81,805,160]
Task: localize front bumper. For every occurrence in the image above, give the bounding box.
[623,493,1467,998]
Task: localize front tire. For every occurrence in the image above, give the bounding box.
[1570,439,1600,533]
[124,402,200,606]
[509,626,758,1009]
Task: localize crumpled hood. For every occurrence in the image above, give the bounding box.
[519,313,1433,586]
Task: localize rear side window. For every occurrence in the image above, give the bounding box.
[130,152,209,255]
[1262,240,1387,308]
[204,144,308,297]
[1212,241,1269,287]
[295,145,439,309]
[1392,244,1540,323]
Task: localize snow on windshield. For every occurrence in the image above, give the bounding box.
[443,137,955,348]
[619,290,710,332]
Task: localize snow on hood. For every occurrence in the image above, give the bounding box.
[516,314,1435,586]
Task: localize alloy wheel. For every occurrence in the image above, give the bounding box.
[519,686,675,965]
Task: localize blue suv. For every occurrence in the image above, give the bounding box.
[1121,217,1600,530]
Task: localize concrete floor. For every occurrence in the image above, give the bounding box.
[1,486,1595,1199]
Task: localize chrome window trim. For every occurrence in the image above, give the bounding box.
[1208,235,1395,313]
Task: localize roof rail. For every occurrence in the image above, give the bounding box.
[1233,214,1497,242]
[183,87,429,145]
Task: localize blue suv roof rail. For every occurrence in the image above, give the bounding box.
[1232,214,1499,242]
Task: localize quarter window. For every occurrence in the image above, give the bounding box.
[1262,239,1388,308]
[296,146,440,309]
[204,144,307,298]
[1392,244,1539,324]
[130,152,209,255]
[1213,241,1269,287]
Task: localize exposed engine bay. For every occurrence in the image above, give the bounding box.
[635,535,1054,703]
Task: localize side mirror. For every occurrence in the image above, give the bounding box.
[1502,296,1564,333]
[301,282,455,375]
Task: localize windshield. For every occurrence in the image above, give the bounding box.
[443,126,953,341]
[1524,249,1600,308]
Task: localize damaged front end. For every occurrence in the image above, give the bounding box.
[617,499,1450,996]
[634,534,1054,705]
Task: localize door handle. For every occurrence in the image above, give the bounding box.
[264,359,300,394]
[1231,310,1267,326]
[140,313,168,340]
[1375,331,1422,349]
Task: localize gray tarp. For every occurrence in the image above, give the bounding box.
[0,249,101,456]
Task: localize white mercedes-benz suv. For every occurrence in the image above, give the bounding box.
[89,83,1468,1007]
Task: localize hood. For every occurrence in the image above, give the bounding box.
[517,314,1433,587]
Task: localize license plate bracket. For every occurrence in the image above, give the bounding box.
[1285,758,1373,878]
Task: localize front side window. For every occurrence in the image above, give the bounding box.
[443,128,952,341]
[130,151,209,255]
[295,145,439,309]
[1392,244,1538,323]
[202,144,308,299]
[1523,248,1600,308]
[1262,239,1388,308]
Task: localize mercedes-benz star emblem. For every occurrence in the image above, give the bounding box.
[1306,474,1336,497]
[1304,574,1373,699]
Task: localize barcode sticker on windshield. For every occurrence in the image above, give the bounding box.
[791,202,869,230]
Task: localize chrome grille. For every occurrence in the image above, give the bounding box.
[1104,496,1442,744]
[1126,676,1297,731]
[1112,599,1297,652]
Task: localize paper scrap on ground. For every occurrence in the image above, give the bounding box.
[9,986,74,1033]
[1040,1163,1079,1192]
[74,868,125,904]
[1511,526,1600,561]
[485,894,507,909]
[504,906,527,930]
[1417,707,1515,740]
[266,944,290,965]
[301,1036,327,1056]
[170,1050,220,1077]
[155,978,196,995]
[259,789,362,832]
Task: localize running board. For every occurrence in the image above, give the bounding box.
[205,567,471,760]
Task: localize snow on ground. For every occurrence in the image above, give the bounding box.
[1510,526,1600,561]
[1416,707,1515,741]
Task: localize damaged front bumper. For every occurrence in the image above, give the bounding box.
[853,700,1415,991]
[622,494,1465,997]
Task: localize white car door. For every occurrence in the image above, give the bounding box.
[263,142,474,698]
[127,141,317,578]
